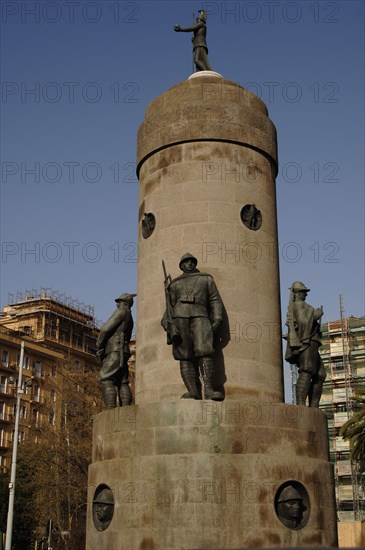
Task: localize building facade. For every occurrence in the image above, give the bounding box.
[319,316,365,522]
[0,326,64,473]
[0,289,137,473]
[0,289,100,371]
[0,289,101,473]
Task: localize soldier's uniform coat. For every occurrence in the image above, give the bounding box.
[163,271,223,360]
[96,303,133,383]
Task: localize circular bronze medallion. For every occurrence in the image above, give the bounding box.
[274,480,310,530]
[92,484,114,531]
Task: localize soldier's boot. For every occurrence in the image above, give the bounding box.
[119,383,132,406]
[100,380,117,409]
[295,372,312,405]
[200,358,224,401]
[180,361,202,399]
[308,379,323,408]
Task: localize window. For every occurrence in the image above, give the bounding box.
[0,376,7,395]
[32,409,39,427]
[74,360,81,371]
[17,355,30,370]
[20,406,27,420]
[1,351,9,368]
[36,318,43,333]
[0,429,11,447]
[0,403,5,421]
[51,365,57,377]
[49,412,55,425]
[33,361,41,379]
[21,326,32,336]
[32,384,40,403]
[51,390,56,403]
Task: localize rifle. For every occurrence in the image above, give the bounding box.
[284,286,301,363]
[162,260,181,346]
[119,332,126,369]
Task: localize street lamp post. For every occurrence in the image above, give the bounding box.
[5,341,25,550]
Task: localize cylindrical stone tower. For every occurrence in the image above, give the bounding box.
[136,73,283,405]
[86,74,338,550]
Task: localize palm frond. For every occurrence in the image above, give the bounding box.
[340,388,365,462]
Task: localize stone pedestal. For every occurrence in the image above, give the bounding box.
[86,75,338,549]
[87,402,337,549]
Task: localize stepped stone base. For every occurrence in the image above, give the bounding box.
[86,401,338,549]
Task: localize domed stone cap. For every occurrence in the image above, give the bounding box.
[137,77,278,177]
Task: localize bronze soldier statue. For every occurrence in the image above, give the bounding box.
[96,293,136,408]
[284,282,326,407]
[174,9,212,72]
[162,253,223,401]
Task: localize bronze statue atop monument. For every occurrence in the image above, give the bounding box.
[174,9,212,71]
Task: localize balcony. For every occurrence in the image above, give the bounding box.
[30,397,44,406]
[333,389,348,403]
[334,412,349,427]
[336,461,352,476]
[338,511,355,521]
[332,371,346,380]
[1,361,18,371]
[334,437,350,452]
[338,485,355,500]
[0,385,15,399]
[0,411,14,423]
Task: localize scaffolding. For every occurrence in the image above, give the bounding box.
[8,287,101,328]
[2,288,101,358]
[339,295,362,521]
[319,297,364,522]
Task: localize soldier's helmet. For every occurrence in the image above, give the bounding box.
[93,487,114,505]
[115,293,137,304]
[277,485,303,503]
[179,253,198,270]
[291,281,310,293]
[198,9,208,22]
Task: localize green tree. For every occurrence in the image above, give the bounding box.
[340,387,365,462]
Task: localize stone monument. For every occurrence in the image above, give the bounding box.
[86,21,338,550]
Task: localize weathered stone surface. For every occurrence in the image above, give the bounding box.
[86,77,337,549]
[136,77,282,405]
[86,403,337,549]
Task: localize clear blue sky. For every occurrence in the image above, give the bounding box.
[1,1,364,399]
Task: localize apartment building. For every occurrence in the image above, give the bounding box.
[0,326,64,472]
[0,289,138,474]
[319,316,365,522]
[0,289,102,473]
